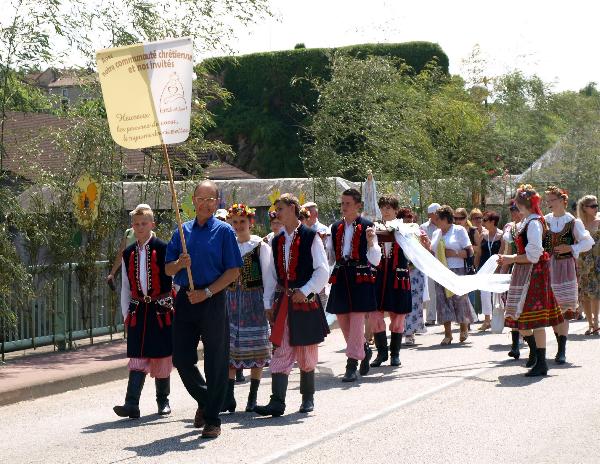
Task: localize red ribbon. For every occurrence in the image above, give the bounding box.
[269,293,288,347]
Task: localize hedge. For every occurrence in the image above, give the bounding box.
[200,42,449,177]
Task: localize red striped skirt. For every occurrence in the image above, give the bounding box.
[505,256,563,330]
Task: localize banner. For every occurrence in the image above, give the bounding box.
[388,221,511,296]
[96,37,193,149]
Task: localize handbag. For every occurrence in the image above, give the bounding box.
[491,294,505,334]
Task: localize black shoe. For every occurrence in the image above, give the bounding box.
[508,331,521,360]
[342,358,358,382]
[155,377,171,415]
[254,373,288,417]
[359,343,372,376]
[299,370,315,413]
[389,332,402,367]
[245,378,260,412]
[525,348,548,377]
[555,335,567,364]
[113,370,146,419]
[221,379,236,413]
[524,335,537,368]
[236,368,245,383]
[370,332,389,367]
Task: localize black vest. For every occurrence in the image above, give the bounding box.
[122,237,173,298]
[271,225,316,288]
[330,216,373,265]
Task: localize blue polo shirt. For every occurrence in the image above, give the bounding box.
[166,216,243,288]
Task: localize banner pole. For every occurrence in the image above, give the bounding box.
[161,143,195,291]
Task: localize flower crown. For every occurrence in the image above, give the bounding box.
[227,203,255,219]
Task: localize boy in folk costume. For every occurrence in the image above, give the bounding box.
[369,196,412,367]
[255,194,330,417]
[326,189,381,382]
[114,204,174,418]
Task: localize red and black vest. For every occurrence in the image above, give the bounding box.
[123,237,173,299]
[271,224,316,289]
[330,216,374,265]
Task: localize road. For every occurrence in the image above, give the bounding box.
[2,320,599,464]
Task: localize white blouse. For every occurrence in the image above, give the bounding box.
[237,235,277,310]
[431,224,471,269]
[544,213,594,258]
[517,214,544,264]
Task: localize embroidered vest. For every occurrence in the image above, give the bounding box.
[239,245,263,289]
[122,237,172,299]
[330,216,373,265]
[271,225,316,289]
[543,219,575,258]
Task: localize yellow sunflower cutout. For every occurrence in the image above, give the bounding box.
[73,175,101,228]
[268,189,281,213]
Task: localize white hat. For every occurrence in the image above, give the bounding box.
[215,209,228,220]
[427,203,441,214]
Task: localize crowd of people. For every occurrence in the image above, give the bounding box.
[109,179,600,439]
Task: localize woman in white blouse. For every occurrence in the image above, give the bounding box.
[499,185,564,377]
[430,205,476,345]
[544,186,593,364]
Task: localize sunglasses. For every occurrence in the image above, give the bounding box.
[454,216,467,220]
[586,204,599,208]
[471,216,483,220]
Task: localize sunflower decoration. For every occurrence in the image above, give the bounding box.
[227,203,256,220]
[268,189,281,213]
[72,174,101,228]
[298,191,306,207]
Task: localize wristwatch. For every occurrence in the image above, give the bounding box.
[204,287,213,298]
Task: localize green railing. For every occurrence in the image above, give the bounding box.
[1,261,124,360]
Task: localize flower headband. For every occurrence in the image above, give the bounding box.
[227,203,255,219]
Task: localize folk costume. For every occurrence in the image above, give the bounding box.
[255,223,329,416]
[223,234,276,413]
[502,221,523,360]
[369,226,412,367]
[115,236,174,418]
[544,212,593,363]
[326,216,382,381]
[504,213,564,376]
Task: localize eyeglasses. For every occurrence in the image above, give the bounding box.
[586,204,599,208]
[454,216,466,220]
[194,197,217,203]
[471,216,483,221]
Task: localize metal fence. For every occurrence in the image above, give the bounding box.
[1,261,124,360]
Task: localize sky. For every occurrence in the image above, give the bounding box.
[210,0,599,92]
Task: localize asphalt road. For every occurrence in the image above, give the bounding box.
[2,320,599,464]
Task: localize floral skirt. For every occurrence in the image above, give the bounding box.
[578,249,600,299]
[226,285,271,369]
[404,267,426,336]
[505,257,563,330]
[435,268,476,324]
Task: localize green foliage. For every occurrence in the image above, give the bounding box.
[201,42,449,177]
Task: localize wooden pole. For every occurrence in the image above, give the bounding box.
[161,144,195,291]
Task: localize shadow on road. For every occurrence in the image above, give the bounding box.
[81,414,174,433]
[123,430,203,457]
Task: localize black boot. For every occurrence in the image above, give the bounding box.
[389,332,402,367]
[359,343,373,375]
[236,368,245,383]
[524,335,537,368]
[555,335,567,364]
[342,358,358,382]
[508,330,521,360]
[254,373,288,417]
[113,370,146,418]
[370,332,389,367]
[155,377,171,415]
[245,378,260,412]
[299,370,315,413]
[525,348,548,377]
[221,378,236,413]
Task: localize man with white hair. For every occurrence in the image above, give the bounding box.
[420,202,441,326]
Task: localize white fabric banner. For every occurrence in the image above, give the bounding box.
[388,221,511,296]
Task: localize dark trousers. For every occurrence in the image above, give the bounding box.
[172,290,229,427]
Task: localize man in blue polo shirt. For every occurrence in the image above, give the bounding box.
[165,180,243,439]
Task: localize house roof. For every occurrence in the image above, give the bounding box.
[2,111,254,182]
